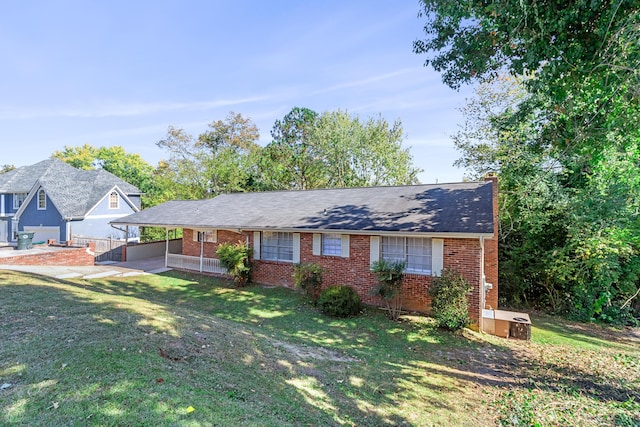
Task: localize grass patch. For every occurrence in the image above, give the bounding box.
[0,269,638,426]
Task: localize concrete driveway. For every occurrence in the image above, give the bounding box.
[0,256,171,280]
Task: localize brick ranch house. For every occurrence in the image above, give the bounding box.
[112,176,498,326]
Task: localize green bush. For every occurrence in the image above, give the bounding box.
[370,259,405,320]
[293,263,323,303]
[216,241,251,286]
[429,268,472,332]
[318,285,362,317]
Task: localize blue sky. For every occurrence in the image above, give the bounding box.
[1,1,475,184]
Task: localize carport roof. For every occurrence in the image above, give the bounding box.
[112,181,495,236]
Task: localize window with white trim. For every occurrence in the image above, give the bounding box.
[381,236,432,274]
[381,236,405,263]
[194,230,217,243]
[109,191,119,209]
[37,189,46,210]
[262,231,293,262]
[13,193,26,210]
[322,233,342,256]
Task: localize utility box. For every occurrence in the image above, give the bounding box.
[17,232,35,250]
[482,309,531,340]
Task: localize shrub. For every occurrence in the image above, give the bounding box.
[370,259,405,320]
[293,263,323,303]
[216,241,251,286]
[429,268,472,332]
[318,285,362,317]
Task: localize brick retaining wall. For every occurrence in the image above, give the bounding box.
[0,243,96,266]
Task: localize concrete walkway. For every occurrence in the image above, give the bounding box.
[0,256,171,280]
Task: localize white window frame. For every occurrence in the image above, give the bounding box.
[13,193,27,210]
[322,233,342,256]
[109,191,119,209]
[381,236,432,274]
[406,237,432,274]
[194,230,217,243]
[37,189,46,210]
[262,231,294,262]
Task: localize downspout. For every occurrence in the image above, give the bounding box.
[110,224,129,235]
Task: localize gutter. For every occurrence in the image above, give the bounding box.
[109,221,493,240]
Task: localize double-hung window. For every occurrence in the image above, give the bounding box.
[262,231,293,262]
[194,230,216,243]
[322,233,342,256]
[109,191,119,209]
[13,193,26,210]
[381,236,432,274]
[37,189,46,210]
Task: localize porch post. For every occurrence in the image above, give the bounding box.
[165,228,169,268]
[200,234,204,272]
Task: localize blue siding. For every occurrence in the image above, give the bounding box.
[18,192,67,242]
[4,193,26,213]
[72,192,139,239]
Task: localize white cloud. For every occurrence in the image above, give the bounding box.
[0,96,269,120]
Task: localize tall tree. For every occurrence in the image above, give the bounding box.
[418,1,640,323]
[157,112,262,198]
[260,107,421,190]
[198,112,262,194]
[260,107,323,190]
[313,110,421,187]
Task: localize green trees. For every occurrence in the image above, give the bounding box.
[261,107,322,190]
[259,107,421,190]
[156,108,421,196]
[156,112,262,200]
[415,1,640,323]
[312,110,420,188]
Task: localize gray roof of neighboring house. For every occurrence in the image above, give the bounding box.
[0,159,141,218]
[112,181,495,235]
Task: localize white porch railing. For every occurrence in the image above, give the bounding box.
[166,253,228,275]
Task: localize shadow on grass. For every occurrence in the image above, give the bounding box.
[3,269,638,426]
[0,270,418,426]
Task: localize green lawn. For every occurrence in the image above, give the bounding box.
[1,270,638,426]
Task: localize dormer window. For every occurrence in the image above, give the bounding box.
[37,189,46,210]
[109,191,119,209]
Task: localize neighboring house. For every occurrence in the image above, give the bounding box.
[112,177,498,325]
[0,159,141,244]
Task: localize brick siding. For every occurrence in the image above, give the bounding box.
[180,178,499,324]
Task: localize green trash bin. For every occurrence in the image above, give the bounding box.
[17,232,35,250]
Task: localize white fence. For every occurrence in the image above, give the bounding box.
[166,253,228,275]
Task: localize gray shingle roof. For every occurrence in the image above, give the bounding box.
[112,181,495,235]
[0,159,141,218]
